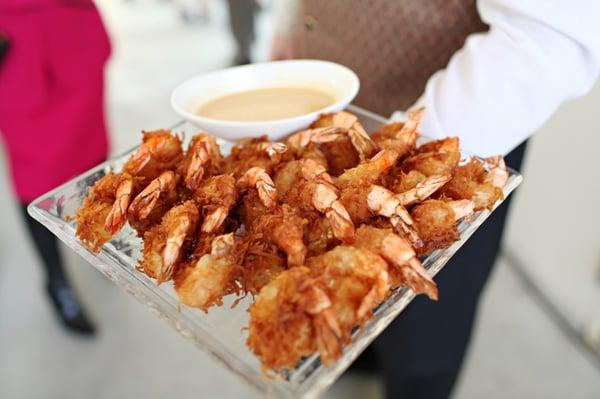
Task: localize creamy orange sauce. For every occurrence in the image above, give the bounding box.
[197,87,335,121]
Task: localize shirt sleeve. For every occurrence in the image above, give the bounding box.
[411,0,600,156]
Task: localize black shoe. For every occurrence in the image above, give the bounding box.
[46,281,96,336]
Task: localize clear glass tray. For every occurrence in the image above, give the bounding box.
[28,105,522,398]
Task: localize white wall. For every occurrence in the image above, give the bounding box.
[504,79,600,351]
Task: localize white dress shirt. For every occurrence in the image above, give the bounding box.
[274,0,600,156]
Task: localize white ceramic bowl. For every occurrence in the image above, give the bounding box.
[170,60,360,141]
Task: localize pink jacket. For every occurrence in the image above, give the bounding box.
[0,0,110,202]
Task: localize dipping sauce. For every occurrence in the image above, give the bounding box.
[196,87,336,122]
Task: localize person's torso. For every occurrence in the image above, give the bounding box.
[293,0,487,115]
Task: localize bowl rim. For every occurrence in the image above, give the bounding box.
[170,59,360,128]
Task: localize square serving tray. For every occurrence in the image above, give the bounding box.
[28,105,522,398]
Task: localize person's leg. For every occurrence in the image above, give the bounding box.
[1,5,108,335]
[373,143,528,399]
[225,0,257,65]
[19,205,95,335]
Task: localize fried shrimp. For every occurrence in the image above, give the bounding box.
[140,201,199,283]
[104,177,134,235]
[276,159,354,243]
[240,238,286,295]
[240,180,308,268]
[74,108,511,374]
[175,233,242,311]
[193,174,238,233]
[336,149,400,224]
[253,204,308,267]
[388,169,428,194]
[311,183,355,243]
[128,170,180,234]
[354,226,437,299]
[401,137,461,177]
[411,199,474,255]
[285,126,343,153]
[367,170,451,241]
[439,157,506,210]
[247,266,342,370]
[391,173,451,206]
[224,136,291,177]
[308,246,389,338]
[372,107,423,157]
[237,167,277,209]
[287,112,379,175]
[123,129,183,181]
[298,160,354,242]
[312,111,379,161]
[76,173,136,251]
[178,133,222,191]
[483,156,509,189]
[367,184,422,248]
[337,149,399,190]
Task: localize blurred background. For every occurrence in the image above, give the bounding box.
[0,1,599,398]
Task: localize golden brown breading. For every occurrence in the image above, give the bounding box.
[123,130,183,183]
[438,158,504,210]
[411,199,460,255]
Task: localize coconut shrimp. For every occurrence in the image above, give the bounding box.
[175,233,242,311]
[305,174,355,243]
[386,169,426,195]
[372,108,423,158]
[251,204,308,267]
[401,137,461,177]
[240,238,286,295]
[273,159,302,199]
[411,199,475,255]
[311,111,379,162]
[483,156,509,188]
[239,173,308,268]
[286,125,356,175]
[237,167,278,210]
[76,173,136,252]
[439,156,507,210]
[247,266,343,370]
[193,174,238,234]
[391,174,452,206]
[275,161,339,255]
[284,128,336,177]
[285,126,342,153]
[336,149,400,224]
[299,142,330,169]
[177,133,222,191]
[286,112,378,175]
[354,226,438,299]
[308,246,390,341]
[140,201,199,283]
[275,159,355,243]
[367,177,449,248]
[306,199,354,245]
[123,130,183,182]
[337,149,399,190]
[127,170,180,234]
[224,136,291,178]
[275,159,335,201]
[305,213,338,257]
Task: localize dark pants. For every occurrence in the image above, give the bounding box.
[370,143,528,399]
[225,0,257,62]
[20,205,65,285]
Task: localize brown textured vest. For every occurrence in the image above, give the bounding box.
[293,0,487,116]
